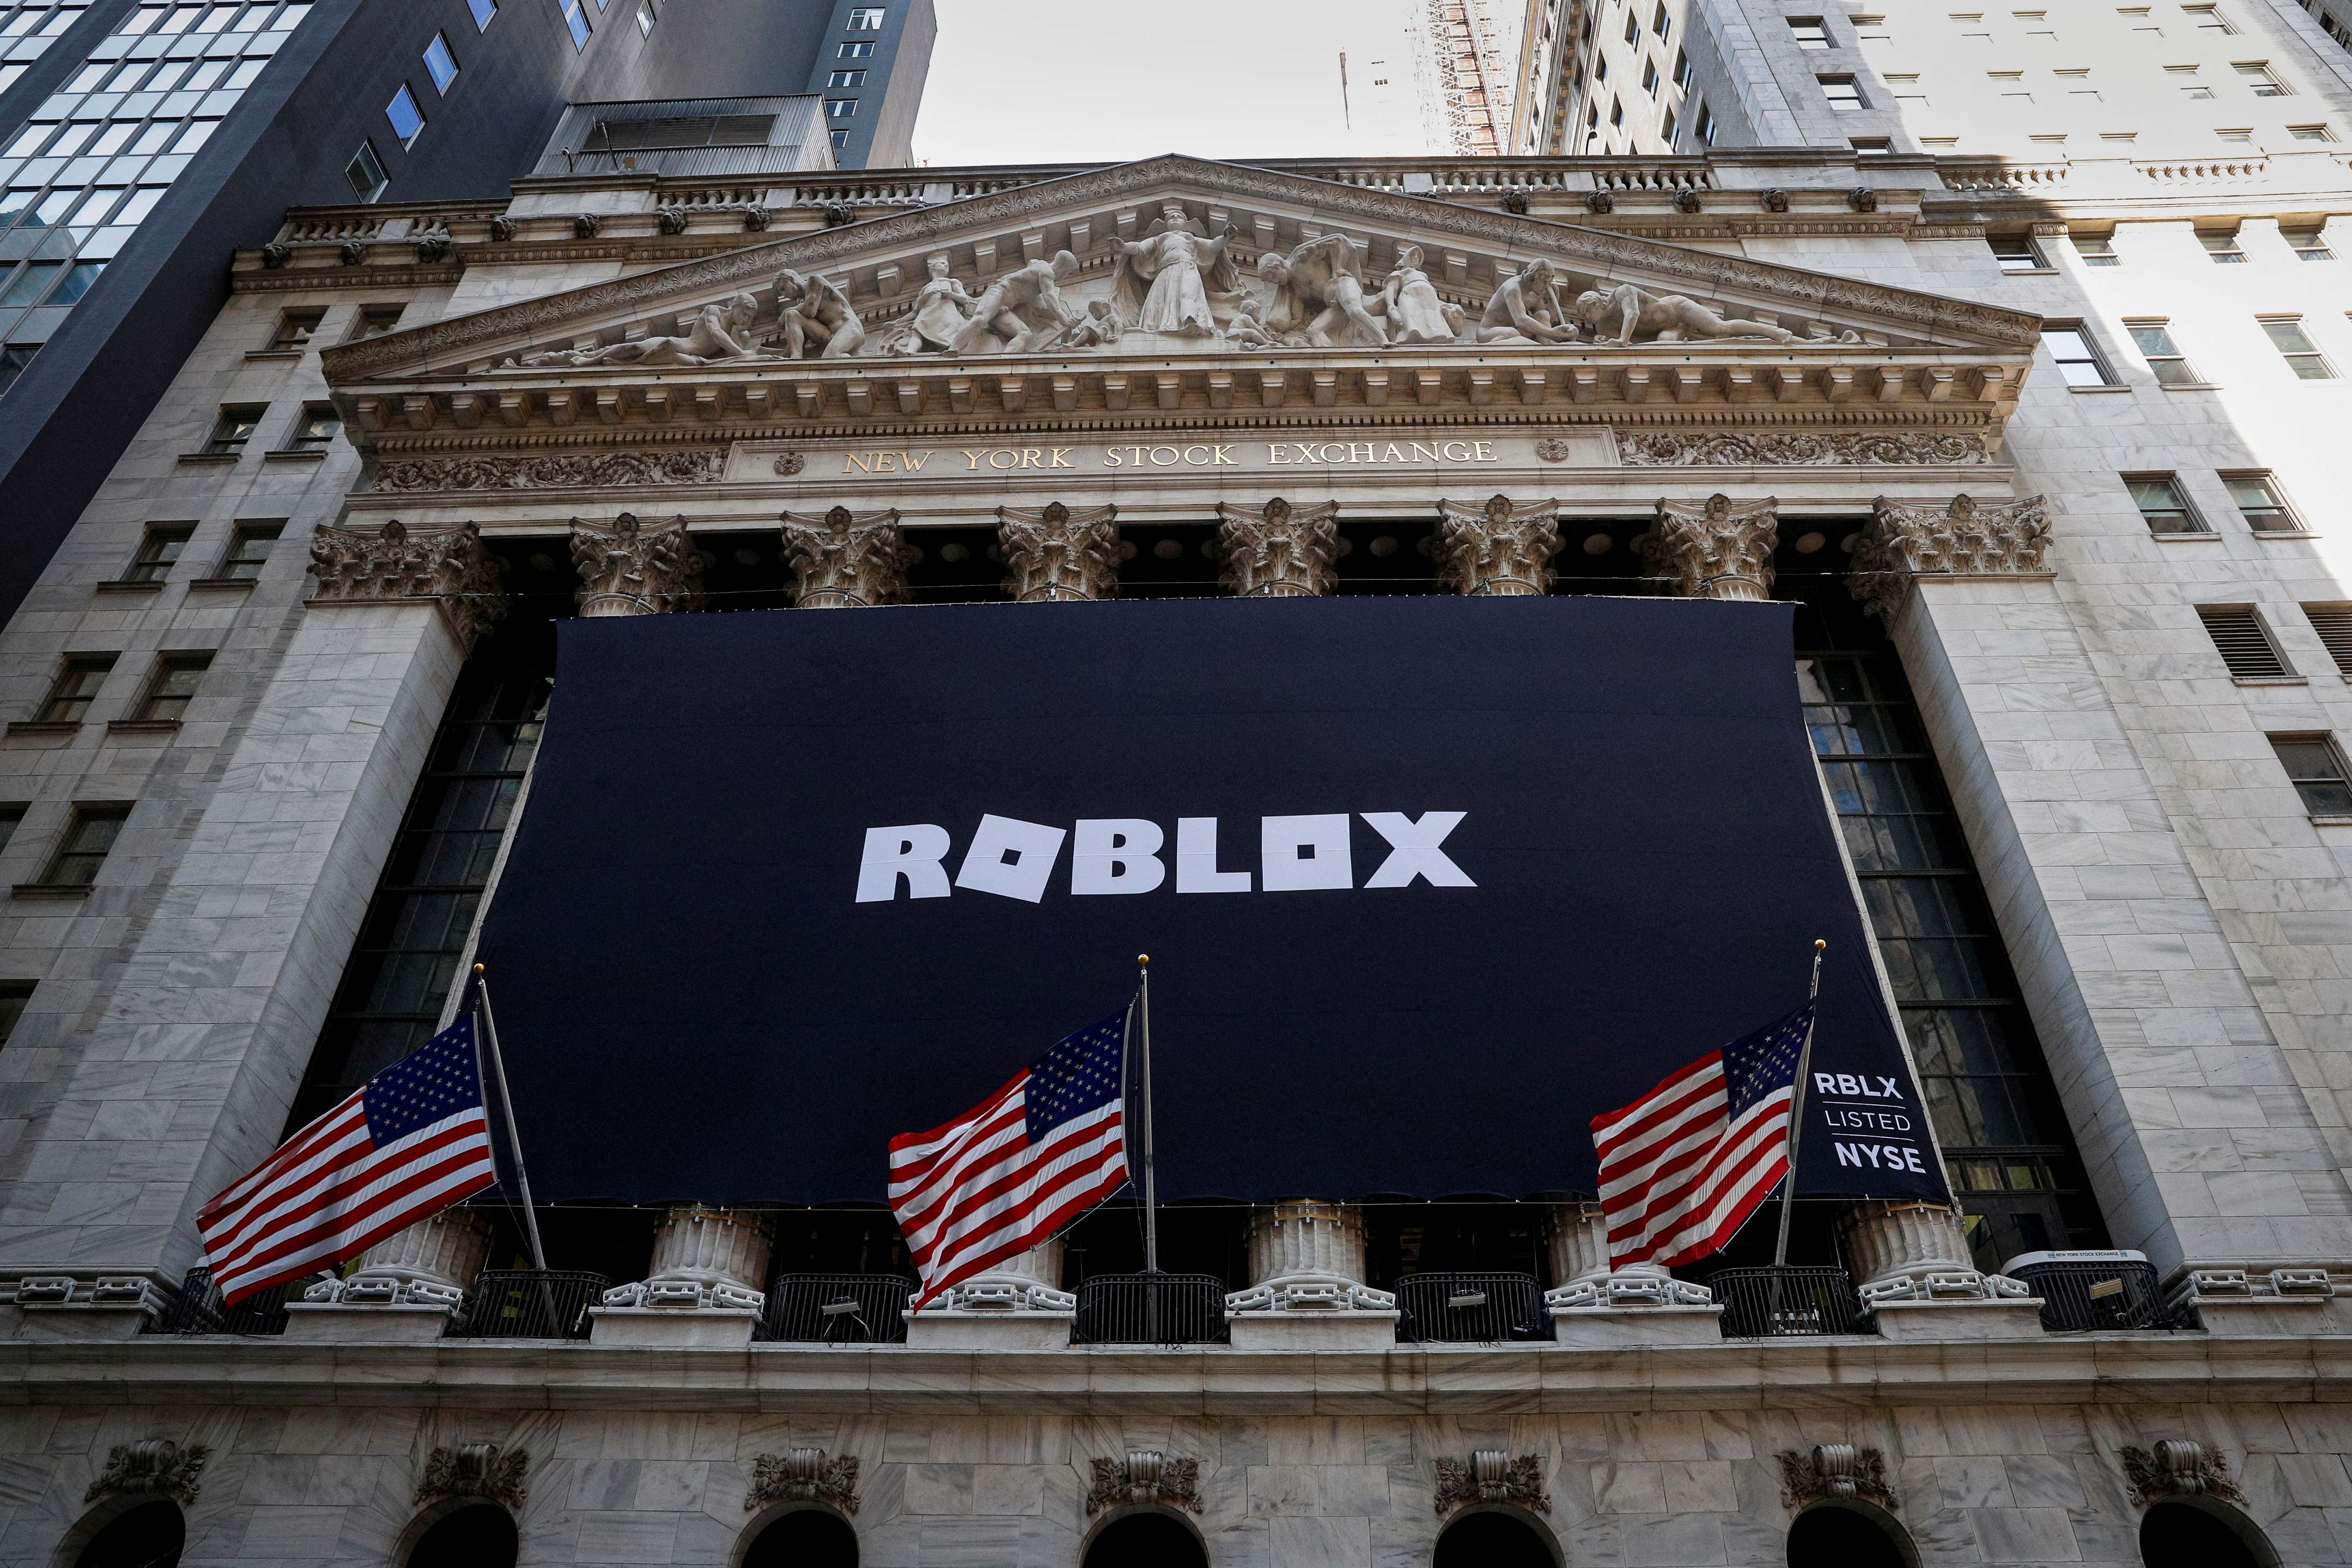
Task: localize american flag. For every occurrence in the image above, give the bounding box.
[199,1016,499,1305]
[1592,1004,1814,1270]
[889,1009,1130,1306]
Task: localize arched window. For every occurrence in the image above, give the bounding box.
[2140,1499,2277,1568]
[1082,1510,1208,1568]
[743,1507,858,1568]
[1786,1503,1914,1568]
[1434,1509,1560,1568]
[406,1502,517,1568]
[73,1499,184,1568]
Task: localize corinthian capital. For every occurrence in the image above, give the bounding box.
[1850,493,2052,620]
[781,505,915,608]
[307,518,506,653]
[1215,498,1339,597]
[1433,494,1562,597]
[1646,494,1779,601]
[569,513,704,617]
[997,501,1119,603]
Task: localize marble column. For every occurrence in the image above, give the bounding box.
[1226,1200,1395,1312]
[1432,494,1562,596]
[781,505,916,608]
[1837,1200,2029,1304]
[305,1210,493,1307]
[997,501,1119,601]
[1847,493,2052,621]
[1215,498,1339,597]
[603,1206,773,1310]
[1646,494,1780,600]
[922,1236,1074,1312]
[1542,1201,1712,1308]
[569,512,704,617]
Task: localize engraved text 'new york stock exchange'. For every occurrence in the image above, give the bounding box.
[841,439,1503,474]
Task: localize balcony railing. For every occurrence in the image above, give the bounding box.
[444,1269,607,1340]
[2007,1257,2189,1332]
[144,1265,299,1336]
[1712,1266,1873,1338]
[1070,1272,1230,1346]
[761,1272,914,1344]
[1393,1271,1555,1343]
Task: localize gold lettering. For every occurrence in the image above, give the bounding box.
[1150,445,1180,466]
[1441,441,1473,461]
[1383,443,1408,463]
[1020,447,1044,469]
[845,452,876,473]
[1318,444,1347,464]
[961,450,986,470]
[1349,443,1375,463]
[1410,442,1440,463]
[1104,447,1123,467]
[874,452,898,472]
[1182,445,1209,465]
[1051,448,1074,468]
[1268,444,1291,464]
[1126,446,1147,466]
[901,450,932,472]
[989,449,1019,469]
[1473,440,1495,461]
[1213,445,1236,465]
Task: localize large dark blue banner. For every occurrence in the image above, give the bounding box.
[475,596,1948,1207]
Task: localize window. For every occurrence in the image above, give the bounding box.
[634,0,651,32]
[1790,15,1832,45]
[1596,53,1609,80]
[0,981,32,1046]
[2223,471,2300,531]
[2302,605,2352,675]
[37,804,129,887]
[2128,321,2199,384]
[134,654,209,723]
[559,0,589,46]
[385,84,424,147]
[0,346,36,400]
[1698,103,1717,142]
[2290,123,2335,141]
[1821,74,1865,106]
[1990,233,2045,271]
[1851,136,1893,152]
[845,5,883,25]
[828,128,848,150]
[38,655,115,723]
[2183,1,2237,24]
[2262,317,2334,377]
[216,521,282,579]
[123,523,192,584]
[2199,228,2246,262]
[2042,326,2112,384]
[1652,0,1669,36]
[837,39,871,55]
[466,0,493,28]
[345,141,388,202]
[1641,55,1658,90]
[2127,473,2205,533]
[1661,104,1678,140]
[205,404,264,455]
[1674,46,1691,86]
[2234,60,2286,92]
[2199,605,2291,677]
[349,304,404,339]
[269,307,323,350]
[2215,125,2253,141]
[1610,95,1625,125]
[1623,9,1638,42]
[2270,735,2352,813]
[825,97,856,118]
[2284,223,2333,260]
[286,405,339,449]
[422,33,457,93]
[828,68,866,86]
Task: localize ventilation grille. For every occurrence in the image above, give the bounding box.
[584,114,775,152]
[2198,605,2290,680]
[2304,605,2352,676]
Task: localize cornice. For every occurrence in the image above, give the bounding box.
[234,265,465,295]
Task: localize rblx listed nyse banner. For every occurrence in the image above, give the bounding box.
[474,596,1949,1207]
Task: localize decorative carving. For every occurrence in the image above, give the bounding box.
[1532,438,1574,463]
[1227,1200,1397,1312]
[773,452,806,476]
[308,519,506,650]
[573,213,603,240]
[1617,431,1990,466]
[489,215,516,242]
[1434,1453,1549,1516]
[260,242,291,269]
[571,513,704,617]
[1087,1452,1201,1516]
[601,1207,771,1311]
[417,1444,527,1511]
[894,255,978,352]
[1434,494,1562,597]
[86,1441,209,1508]
[781,506,915,608]
[1573,282,1797,345]
[1215,498,1340,597]
[1499,189,1529,214]
[1110,202,1240,337]
[1648,494,1778,601]
[2120,1441,2246,1507]
[304,1209,489,1307]
[1837,1199,2034,1303]
[741,205,771,232]
[1376,244,1467,345]
[1849,493,2052,620]
[927,1239,1076,1312]
[414,235,452,265]
[339,241,368,267]
[821,201,856,227]
[1777,1446,1896,1510]
[655,206,690,235]
[1760,188,1790,214]
[774,267,867,358]
[1674,188,1704,213]
[1850,186,1880,213]
[948,251,1083,354]
[1584,188,1615,214]
[1477,258,1577,345]
[1260,233,1387,347]
[998,501,1119,602]
[514,292,768,367]
[1542,1201,1713,1310]
[373,449,726,492]
[747,1449,860,1515]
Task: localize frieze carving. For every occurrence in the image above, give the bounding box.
[373,449,727,492]
[572,513,703,617]
[1777,1446,1896,1510]
[1434,1452,1550,1517]
[1533,438,1574,463]
[1617,431,1990,466]
[781,505,915,608]
[416,1444,528,1511]
[1434,494,1562,597]
[998,501,1119,602]
[1500,189,1530,214]
[1760,188,1790,213]
[1087,1451,1201,1516]
[2120,1441,2246,1507]
[309,519,506,652]
[340,242,367,267]
[261,242,290,268]
[1216,498,1339,597]
[1584,189,1615,214]
[489,215,516,242]
[747,1449,860,1515]
[1850,187,1880,212]
[1648,494,1779,601]
[742,205,771,232]
[1674,189,1704,213]
[1848,492,2050,620]
[573,213,603,240]
[86,1441,209,1508]
[655,207,690,235]
[415,236,452,265]
[773,452,806,475]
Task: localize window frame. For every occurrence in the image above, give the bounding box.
[465,0,494,28]
[35,802,131,888]
[2040,323,2115,386]
[2221,470,2302,533]
[2197,227,2247,262]
[286,403,340,450]
[37,654,115,723]
[204,403,265,455]
[845,4,884,27]
[2283,222,2333,260]
[1789,15,1833,46]
[2301,603,2352,676]
[344,141,388,202]
[2259,314,2335,379]
[2232,58,2287,93]
[422,32,458,94]
[1819,73,1866,107]
[2070,229,2120,265]
[2125,319,2201,385]
[268,307,323,351]
[215,520,283,580]
[384,83,425,148]
[2196,603,2295,680]
[2267,732,2352,817]
[122,522,193,584]
[1990,232,2046,272]
[2123,471,2208,534]
[558,0,590,47]
[132,651,211,724]
[346,304,405,341]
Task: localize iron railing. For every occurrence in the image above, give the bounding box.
[761,1273,914,1344]
[2007,1258,2187,1332]
[1712,1267,1873,1338]
[1069,1272,1230,1346]
[1392,1271,1554,1343]
[144,1265,300,1335]
[444,1270,607,1340]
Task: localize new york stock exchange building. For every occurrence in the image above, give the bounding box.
[8,102,2352,1568]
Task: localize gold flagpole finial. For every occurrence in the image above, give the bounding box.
[1137,954,1150,967]
[473,962,486,975]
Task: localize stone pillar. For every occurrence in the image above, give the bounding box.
[1646,494,1780,600]
[1847,493,2052,621]
[781,505,915,608]
[1542,1202,1710,1308]
[310,518,507,648]
[1837,1200,2029,1304]
[569,512,704,617]
[1432,494,1562,596]
[306,1210,493,1307]
[923,1236,1074,1312]
[997,501,1119,601]
[602,1205,772,1310]
[1227,1201,1394,1312]
[1215,498,1339,596]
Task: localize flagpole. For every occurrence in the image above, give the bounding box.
[1772,940,1829,1269]
[1137,954,1158,1277]
[473,964,549,1273]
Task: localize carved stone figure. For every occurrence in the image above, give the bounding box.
[1646,494,1780,600]
[416,1444,528,1510]
[747,1450,861,1515]
[1777,1446,1896,1510]
[309,519,506,653]
[781,506,916,608]
[774,268,867,359]
[516,292,766,368]
[1215,498,1340,597]
[1434,494,1562,596]
[1572,282,1798,345]
[1618,431,1990,467]
[570,513,705,617]
[1108,204,1239,337]
[1087,1452,1201,1516]
[1849,493,2050,620]
[1376,244,1466,345]
[948,250,1083,354]
[2120,1441,2246,1507]
[1223,312,1277,349]
[998,501,1119,601]
[900,255,977,351]
[1434,1453,1549,1517]
[1040,298,1123,351]
[374,450,729,492]
[1476,258,1578,345]
[86,1441,209,1508]
[1259,233,1387,348]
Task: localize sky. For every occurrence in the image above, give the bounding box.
[906,0,1437,167]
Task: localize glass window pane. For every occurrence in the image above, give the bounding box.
[2264,319,2319,353]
